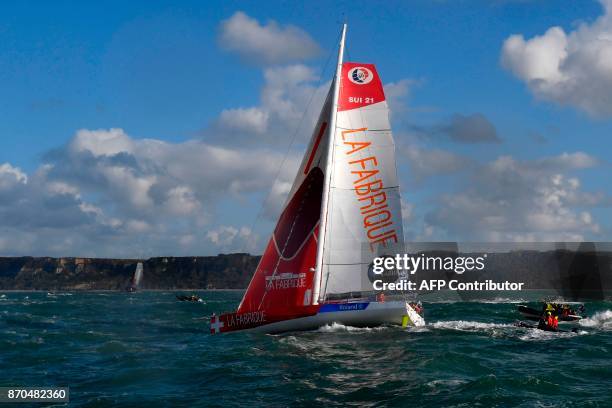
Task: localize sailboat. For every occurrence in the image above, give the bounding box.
[127,262,144,292]
[211,25,424,334]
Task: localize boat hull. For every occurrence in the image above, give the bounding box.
[212,301,425,335]
[517,305,583,324]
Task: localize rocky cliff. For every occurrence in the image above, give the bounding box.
[0,254,259,290]
[0,250,610,296]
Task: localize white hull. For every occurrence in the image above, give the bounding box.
[250,301,425,334]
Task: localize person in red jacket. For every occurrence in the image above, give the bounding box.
[546,312,554,328]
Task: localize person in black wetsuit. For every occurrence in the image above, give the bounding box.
[537,312,549,330]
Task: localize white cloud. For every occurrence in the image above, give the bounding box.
[400,144,470,183]
[206,225,259,253]
[209,64,330,147]
[0,161,112,244]
[218,107,269,135]
[261,65,323,122]
[383,79,415,114]
[0,126,300,257]
[0,163,28,189]
[218,11,320,65]
[46,181,79,197]
[501,0,612,116]
[164,186,201,216]
[70,128,133,156]
[401,198,414,224]
[533,152,599,170]
[100,165,157,210]
[125,219,151,233]
[426,152,604,241]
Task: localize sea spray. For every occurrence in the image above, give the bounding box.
[579,310,612,330]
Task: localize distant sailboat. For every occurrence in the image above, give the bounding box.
[127,262,144,292]
[211,24,424,334]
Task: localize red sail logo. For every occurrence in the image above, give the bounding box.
[339,63,385,111]
[348,67,374,84]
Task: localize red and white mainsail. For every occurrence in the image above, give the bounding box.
[236,88,333,320]
[211,25,405,334]
[211,87,334,333]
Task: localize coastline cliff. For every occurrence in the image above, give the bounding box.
[0,251,610,295]
[0,254,259,291]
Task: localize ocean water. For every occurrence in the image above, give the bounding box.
[1,291,611,407]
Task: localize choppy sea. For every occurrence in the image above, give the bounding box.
[1,291,611,407]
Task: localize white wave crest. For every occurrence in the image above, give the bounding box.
[518,328,587,341]
[427,379,467,388]
[432,320,513,332]
[317,322,387,333]
[480,298,527,304]
[579,310,612,330]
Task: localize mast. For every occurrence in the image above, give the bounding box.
[312,23,347,305]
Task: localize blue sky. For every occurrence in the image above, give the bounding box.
[0,0,611,256]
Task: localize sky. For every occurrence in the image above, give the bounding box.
[0,0,611,257]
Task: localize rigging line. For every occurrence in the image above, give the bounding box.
[239,29,341,256]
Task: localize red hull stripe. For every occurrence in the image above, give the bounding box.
[304,121,327,175]
[214,304,321,334]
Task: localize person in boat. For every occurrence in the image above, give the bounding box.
[547,312,554,328]
[537,311,555,331]
[376,292,386,303]
[544,312,559,331]
[176,294,200,302]
[537,312,548,330]
[561,305,570,318]
[543,302,555,313]
[537,317,545,330]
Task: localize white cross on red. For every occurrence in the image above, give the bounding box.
[210,316,224,334]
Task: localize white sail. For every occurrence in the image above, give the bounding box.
[319,63,404,300]
[132,262,143,289]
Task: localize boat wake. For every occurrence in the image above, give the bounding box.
[423,298,527,304]
[316,322,389,333]
[517,328,588,341]
[579,310,612,330]
[431,320,513,332]
[430,319,594,341]
[479,297,526,304]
